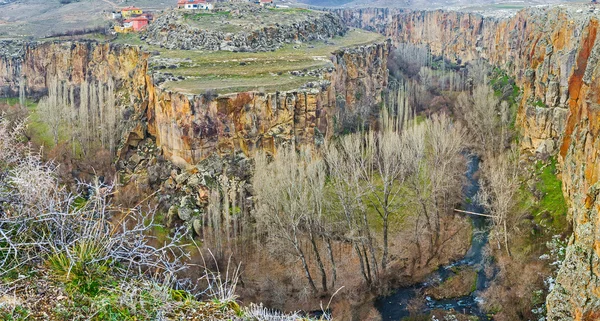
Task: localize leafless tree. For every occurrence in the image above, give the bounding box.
[324,134,378,285]
[0,116,188,279]
[477,149,520,256]
[467,59,491,86]
[253,147,335,293]
[364,109,416,270]
[36,78,122,156]
[388,43,431,79]
[406,114,467,264]
[455,84,502,156]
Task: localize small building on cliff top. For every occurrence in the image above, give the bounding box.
[115,13,151,33]
[180,0,213,10]
[256,0,273,5]
[128,16,150,31]
[121,6,143,18]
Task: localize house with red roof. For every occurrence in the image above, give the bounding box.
[126,16,149,31]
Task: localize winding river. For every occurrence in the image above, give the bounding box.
[375,155,493,320]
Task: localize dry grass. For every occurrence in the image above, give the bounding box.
[182,6,325,34]
[0,0,110,38]
[120,28,383,94]
[164,75,320,95]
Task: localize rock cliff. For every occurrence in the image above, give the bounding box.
[0,39,389,164]
[331,5,600,319]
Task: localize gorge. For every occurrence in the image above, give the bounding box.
[1,2,600,320]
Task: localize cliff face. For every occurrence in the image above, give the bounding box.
[333,6,600,319]
[0,39,389,164]
[150,41,389,163]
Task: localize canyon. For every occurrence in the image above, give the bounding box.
[333,5,600,319]
[2,3,600,319]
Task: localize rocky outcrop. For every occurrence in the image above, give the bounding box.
[0,39,389,164]
[150,41,389,163]
[144,8,347,51]
[519,105,568,155]
[331,5,600,319]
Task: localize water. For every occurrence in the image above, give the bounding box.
[375,155,492,320]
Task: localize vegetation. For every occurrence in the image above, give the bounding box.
[425,267,478,300]
[532,158,568,231]
[456,64,568,321]
[36,78,122,155]
[0,117,326,320]
[253,112,468,290]
[181,5,323,34]
[121,28,383,94]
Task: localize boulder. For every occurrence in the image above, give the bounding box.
[175,172,192,185]
[192,219,203,237]
[177,207,193,221]
[187,174,202,187]
[167,205,178,227]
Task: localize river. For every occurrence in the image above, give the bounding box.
[375,155,493,320]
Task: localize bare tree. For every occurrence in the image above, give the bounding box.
[477,149,520,256]
[364,109,415,270]
[467,59,490,86]
[0,117,188,278]
[36,78,122,156]
[324,135,378,285]
[253,147,334,293]
[406,114,467,264]
[455,84,502,155]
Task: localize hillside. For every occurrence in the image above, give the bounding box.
[111,4,382,94]
[0,0,172,38]
[143,4,347,51]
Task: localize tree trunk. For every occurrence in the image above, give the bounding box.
[354,242,370,285]
[326,237,337,288]
[362,211,379,281]
[503,219,511,257]
[381,213,389,269]
[309,228,327,292]
[295,230,317,293]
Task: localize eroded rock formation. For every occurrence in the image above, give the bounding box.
[0,39,389,164]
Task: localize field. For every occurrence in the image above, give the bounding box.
[182,6,322,34]
[112,28,383,94]
[119,28,384,94]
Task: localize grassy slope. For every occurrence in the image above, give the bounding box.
[0,0,176,39]
[182,7,322,33]
[116,28,383,94]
